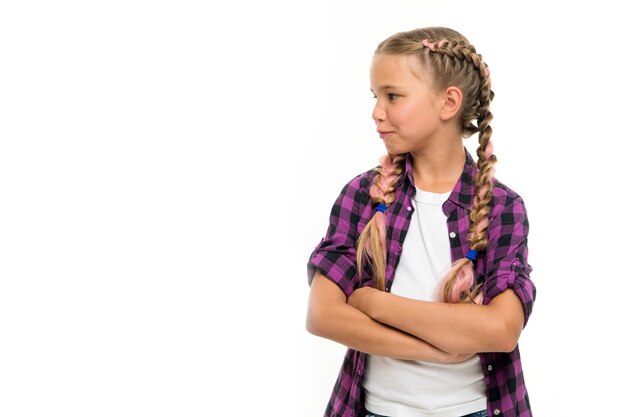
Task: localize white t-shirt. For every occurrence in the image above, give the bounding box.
[363,186,487,417]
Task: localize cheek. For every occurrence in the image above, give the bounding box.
[390,105,418,127]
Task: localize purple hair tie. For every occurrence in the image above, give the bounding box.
[465,249,478,261]
[375,203,387,214]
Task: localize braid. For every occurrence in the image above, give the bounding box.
[420,39,493,137]
[356,153,406,290]
[419,37,496,303]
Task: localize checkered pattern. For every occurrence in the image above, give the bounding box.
[307,149,536,417]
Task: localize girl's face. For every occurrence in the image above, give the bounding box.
[370,54,445,155]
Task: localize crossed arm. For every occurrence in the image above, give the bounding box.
[306,269,525,360]
[346,283,525,354]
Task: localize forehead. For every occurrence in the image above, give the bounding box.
[370,54,427,88]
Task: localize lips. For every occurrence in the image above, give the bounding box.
[377,130,394,139]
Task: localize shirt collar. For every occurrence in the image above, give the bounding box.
[403,147,476,211]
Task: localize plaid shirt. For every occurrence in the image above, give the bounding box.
[307,149,536,417]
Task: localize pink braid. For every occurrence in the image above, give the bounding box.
[356,153,405,290]
[367,154,402,264]
[437,260,477,303]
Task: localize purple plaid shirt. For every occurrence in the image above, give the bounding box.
[307,149,536,417]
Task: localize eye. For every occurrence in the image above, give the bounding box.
[371,93,399,100]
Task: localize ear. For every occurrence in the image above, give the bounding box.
[440,86,463,121]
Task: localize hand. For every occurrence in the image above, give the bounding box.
[347,285,380,316]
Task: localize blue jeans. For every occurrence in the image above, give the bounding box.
[364,410,487,417]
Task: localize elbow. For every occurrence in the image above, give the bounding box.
[306,307,329,337]
[492,319,522,353]
[307,303,343,339]
[497,335,519,353]
[305,312,320,336]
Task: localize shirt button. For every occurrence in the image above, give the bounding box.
[494,409,501,415]
[487,364,493,372]
[357,368,364,375]
[407,206,412,211]
[449,232,456,239]
[513,259,520,266]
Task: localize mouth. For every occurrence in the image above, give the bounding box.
[377,130,394,139]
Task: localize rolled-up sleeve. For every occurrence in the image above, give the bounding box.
[483,193,536,326]
[307,175,369,298]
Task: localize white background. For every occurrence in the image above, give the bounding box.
[1,1,624,416]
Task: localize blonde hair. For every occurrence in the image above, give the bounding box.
[356,27,496,302]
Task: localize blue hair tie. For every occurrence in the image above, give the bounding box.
[465,249,478,261]
[375,203,387,214]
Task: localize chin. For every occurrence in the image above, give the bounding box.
[383,144,408,156]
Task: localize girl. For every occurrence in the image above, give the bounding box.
[306,27,536,417]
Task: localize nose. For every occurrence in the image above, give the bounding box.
[372,99,385,124]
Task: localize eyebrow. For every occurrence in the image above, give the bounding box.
[370,85,400,92]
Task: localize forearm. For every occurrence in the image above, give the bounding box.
[368,290,522,353]
[308,301,451,362]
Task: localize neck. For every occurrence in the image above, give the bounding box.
[411,142,465,193]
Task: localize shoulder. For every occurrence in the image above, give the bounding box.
[334,167,377,204]
[490,177,529,220]
[320,167,378,238]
